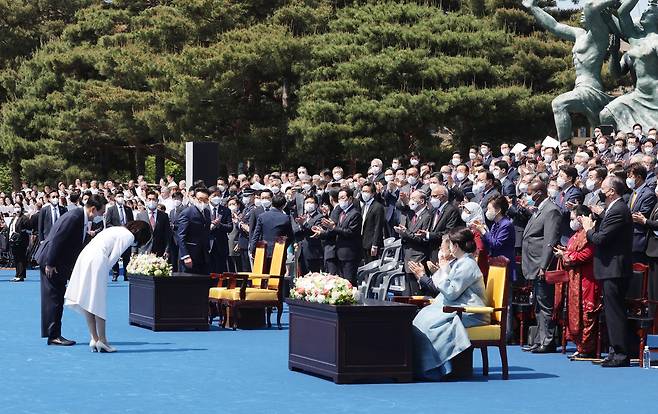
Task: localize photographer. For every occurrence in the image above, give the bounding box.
[9,202,32,282]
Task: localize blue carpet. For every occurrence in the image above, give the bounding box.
[1,269,656,414]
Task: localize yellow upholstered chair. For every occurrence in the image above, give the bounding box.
[216,237,287,330]
[444,256,510,380]
[208,241,267,326]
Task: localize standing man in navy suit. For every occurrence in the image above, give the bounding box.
[555,166,584,245]
[251,194,293,274]
[626,163,657,263]
[313,188,362,285]
[38,190,68,242]
[39,194,107,346]
[208,188,233,274]
[178,187,212,275]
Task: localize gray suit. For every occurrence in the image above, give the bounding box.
[521,198,561,347]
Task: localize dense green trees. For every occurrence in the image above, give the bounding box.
[0,0,579,187]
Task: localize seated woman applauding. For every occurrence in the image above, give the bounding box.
[408,227,489,380]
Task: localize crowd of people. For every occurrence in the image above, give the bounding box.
[5,123,658,372]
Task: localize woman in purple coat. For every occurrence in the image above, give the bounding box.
[472,195,516,281]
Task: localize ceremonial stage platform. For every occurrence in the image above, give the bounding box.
[1,269,656,414]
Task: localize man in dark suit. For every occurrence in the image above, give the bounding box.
[236,189,256,272]
[422,185,461,261]
[251,194,294,274]
[521,180,561,353]
[168,192,185,272]
[106,193,134,281]
[248,189,273,237]
[313,188,362,284]
[40,194,107,345]
[38,190,68,242]
[474,171,500,220]
[582,176,633,367]
[208,189,233,274]
[293,195,325,274]
[369,158,385,183]
[320,188,341,273]
[357,183,385,264]
[178,187,212,275]
[493,160,516,198]
[136,191,171,257]
[449,163,473,205]
[394,190,432,294]
[554,166,585,245]
[626,163,657,263]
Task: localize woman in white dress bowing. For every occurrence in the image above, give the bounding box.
[65,221,152,353]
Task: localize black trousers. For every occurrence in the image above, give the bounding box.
[602,277,630,360]
[209,245,228,274]
[40,269,68,339]
[228,255,241,272]
[11,244,27,279]
[239,249,251,272]
[169,243,179,273]
[338,259,359,286]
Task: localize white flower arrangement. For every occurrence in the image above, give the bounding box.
[126,253,172,277]
[290,272,358,305]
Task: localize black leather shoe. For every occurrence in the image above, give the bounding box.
[601,358,630,368]
[532,345,557,354]
[112,274,118,282]
[47,336,76,346]
[10,277,24,282]
[522,344,539,352]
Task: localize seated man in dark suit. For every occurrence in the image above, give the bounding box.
[251,194,294,274]
[40,194,107,346]
[106,193,134,281]
[136,191,171,257]
[178,187,212,275]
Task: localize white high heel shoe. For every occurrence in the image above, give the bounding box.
[95,340,117,353]
[90,339,97,352]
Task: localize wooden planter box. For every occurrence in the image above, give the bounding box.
[287,298,417,384]
[128,273,211,331]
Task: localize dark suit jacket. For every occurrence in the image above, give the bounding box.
[644,203,658,258]
[477,187,500,212]
[177,205,211,269]
[359,200,385,250]
[399,207,432,272]
[322,206,362,261]
[137,209,171,256]
[521,199,561,280]
[38,204,68,242]
[426,203,461,258]
[169,205,185,247]
[628,182,657,253]
[500,176,516,198]
[106,204,134,227]
[586,199,633,280]
[293,211,324,261]
[209,204,233,256]
[251,208,293,258]
[322,206,341,261]
[42,208,85,277]
[555,184,584,245]
[9,215,32,248]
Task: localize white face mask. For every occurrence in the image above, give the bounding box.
[469,153,477,160]
[371,166,381,175]
[429,197,443,208]
[613,146,624,154]
[461,211,471,223]
[585,179,597,191]
[115,197,124,205]
[93,215,104,224]
[480,148,489,156]
[456,172,466,181]
[548,188,559,199]
[451,158,461,166]
[228,205,238,212]
[271,186,280,194]
[384,174,394,182]
[260,199,272,209]
[485,209,498,221]
[361,192,372,202]
[570,219,582,231]
[147,201,158,210]
[304,203,316,213]
[391,162,400,170]
[493,170,502,180]
[628,144,637,152]
[410,159,419,166]
[596,143,607,152]
[210,197,221,206]
[254,198,262,207]
[241,196,251,205]
[518,182,529,194]
[556,177,567,188]
[50,198,59,206]
[575,164,585,173]
[626,177,636,189]
[339,200,350,211]
[472,182,484,194]
[408,200,419,211]
[407,176,418,186]
[544,155,553,163]
[302,183,311,192]
[217,185,226,193]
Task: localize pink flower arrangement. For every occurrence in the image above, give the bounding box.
[290,272,358,305]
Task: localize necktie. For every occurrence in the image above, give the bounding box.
[433,211,440,228]
[630,191,638,210]
[119,206,125,225]
[150,211,156,229]
[339,211,346,225]
[559,192,565,205]
[412,214,417,226]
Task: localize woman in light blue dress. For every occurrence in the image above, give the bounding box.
[408,228,489,380]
